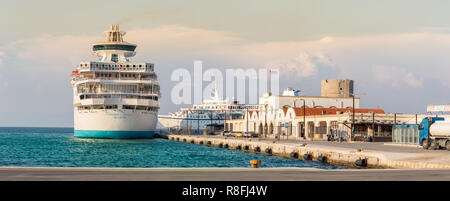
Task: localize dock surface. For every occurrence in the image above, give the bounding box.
[1,167,450,181]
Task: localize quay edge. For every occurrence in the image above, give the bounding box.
[167,135,450,169]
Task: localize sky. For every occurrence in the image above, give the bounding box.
[1,0,450,127]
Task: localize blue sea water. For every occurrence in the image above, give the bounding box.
[0,127,347,169]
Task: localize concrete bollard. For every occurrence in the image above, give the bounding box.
[318,156,327,163]
[250,160,262,168]
[303,153,312,160]
[355,158,367,167]
[290,152,299,159]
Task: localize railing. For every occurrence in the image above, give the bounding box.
[78,92,159,98]
[73,77,158,83]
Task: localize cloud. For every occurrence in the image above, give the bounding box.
[372,65,399,86]
[0,51,4,66]
[2,25,450,126]
[266,52,334,78]
[403,72,423,88]
[372,65,423,88]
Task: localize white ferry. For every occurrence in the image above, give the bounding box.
[158,89,258,134]
[71,25,160,138]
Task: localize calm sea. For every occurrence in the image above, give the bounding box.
[0,127,346,169]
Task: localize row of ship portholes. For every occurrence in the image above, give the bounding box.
[77,105,158,111]
[79,63,153,71]
[79,94,158,101]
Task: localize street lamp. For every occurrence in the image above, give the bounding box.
[349,92,366,139]
[294,99,306,139]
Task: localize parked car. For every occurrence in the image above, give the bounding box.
[221,131,233,136]
[243,132,258,137]
[233,132,244,137]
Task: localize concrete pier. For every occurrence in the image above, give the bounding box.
[1,167,450,181]
[168,135,450,169]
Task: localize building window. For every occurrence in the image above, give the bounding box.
[111,54,118,62]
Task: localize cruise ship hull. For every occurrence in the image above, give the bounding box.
[74,109,157,139]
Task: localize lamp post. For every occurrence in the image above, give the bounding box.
[349,92,366,140]
[294,99,306,139]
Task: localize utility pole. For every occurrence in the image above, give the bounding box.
[352,94,355,139]
[225,110,227,131]
[246,108,249,133]
[372,112,375,142]
[187,110,190,136]
[348,92,366,141]
[197,110,200,134]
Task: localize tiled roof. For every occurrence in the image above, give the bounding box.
[282,107,385,116]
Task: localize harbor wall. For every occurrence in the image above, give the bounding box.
[167,135,450,169]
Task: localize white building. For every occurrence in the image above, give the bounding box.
[259,86,360,112]
[226,107,433,142]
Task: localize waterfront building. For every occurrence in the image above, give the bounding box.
[259,81,360,112]
[226,80,428,142]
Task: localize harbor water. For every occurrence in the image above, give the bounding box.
[0,127,346,169]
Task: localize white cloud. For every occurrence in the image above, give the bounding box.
[403,72,423,88]
[1,25,450,123]
[372,65,423,88]
[266,52,334,78]
[0,51,4,66]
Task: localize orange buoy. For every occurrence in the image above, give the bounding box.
[250,160,262,168]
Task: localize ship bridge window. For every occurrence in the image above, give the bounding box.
[111,54,118,62]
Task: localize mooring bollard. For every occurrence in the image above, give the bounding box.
[355,158,367,167]
[290,152,299,159]
[318,156,327,163]
[303,153,312,160]
[250,160,262,168]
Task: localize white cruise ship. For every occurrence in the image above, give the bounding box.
[158,89,258,134]
[70,25,160,138]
